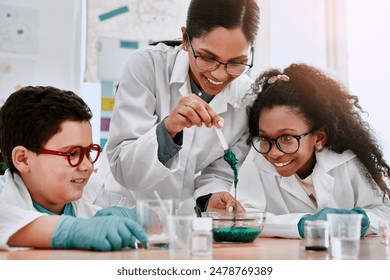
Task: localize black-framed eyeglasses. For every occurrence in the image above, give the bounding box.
[39,144,102,167]
[187,35,254,76]
[250,131,313,155]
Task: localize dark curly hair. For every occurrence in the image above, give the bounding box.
[0,86,92,174]
[247,63,390,200]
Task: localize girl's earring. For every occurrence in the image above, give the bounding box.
[316,145,323,151]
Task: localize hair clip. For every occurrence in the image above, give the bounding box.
[267,74,290,84]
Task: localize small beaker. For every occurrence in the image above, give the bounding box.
[191,217,212,256]
[136,199,174,249]
[167,215,194,257]
[327,214,362,259]
[304,220,329,251]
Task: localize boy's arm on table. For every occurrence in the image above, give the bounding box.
[7,215,59,248]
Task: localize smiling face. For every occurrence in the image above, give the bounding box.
[183,26,252,95]
[17,120,94,214]
[258,106,324,178]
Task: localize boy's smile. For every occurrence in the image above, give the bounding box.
[21,120,94,214]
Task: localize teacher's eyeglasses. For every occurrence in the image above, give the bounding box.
[187,35,253,76]
[39,144,102,167]
[250,131,313,155]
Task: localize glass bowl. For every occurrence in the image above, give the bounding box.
[202,211,266,243]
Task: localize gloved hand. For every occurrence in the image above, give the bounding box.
[51,215,147,251]
[94,206,137,221]
[351,207,370,237]
[297,208,356,238]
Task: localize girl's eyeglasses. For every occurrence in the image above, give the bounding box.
[39,144,102,167]
[250,131,313,155]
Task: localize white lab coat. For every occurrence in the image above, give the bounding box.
[101,43,253,213]
[0,170,129,251]
[235,148,390,238]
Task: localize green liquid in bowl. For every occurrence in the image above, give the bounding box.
[213,227,261,243]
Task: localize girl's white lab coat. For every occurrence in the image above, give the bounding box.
[235,148,390,238]
[0,170,128,251]
[101,43,253,211]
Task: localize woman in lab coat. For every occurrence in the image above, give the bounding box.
[101,0,260,213]
[236,63,390,238]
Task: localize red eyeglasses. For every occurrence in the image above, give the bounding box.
[39,144,102,167]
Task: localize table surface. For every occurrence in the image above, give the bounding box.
[1,236,388,260]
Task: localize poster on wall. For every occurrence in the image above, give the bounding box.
[0,3,39,102]
[0,4,39,54]
[85,0,190,82]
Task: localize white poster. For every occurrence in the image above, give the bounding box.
[0,4,39,54]
[85,0,191,82]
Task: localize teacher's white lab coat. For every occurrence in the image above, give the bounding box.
[0,170,128,251]
[100,43,253,213]
[235,148,390,238]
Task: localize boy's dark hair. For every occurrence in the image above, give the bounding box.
[247,63,390,200]
[0,86,92,174]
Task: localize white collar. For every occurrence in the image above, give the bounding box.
[0,170,35,210]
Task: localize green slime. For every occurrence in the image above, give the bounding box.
[223,149,238,227]
[223,149,238,188]
[218,150,262,243]
[224,149,238,216]
[213,227,260,243]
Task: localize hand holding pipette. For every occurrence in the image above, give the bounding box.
[206,191,245,212]
[163,94,223,138]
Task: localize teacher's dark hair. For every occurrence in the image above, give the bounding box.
[186,0,260,44]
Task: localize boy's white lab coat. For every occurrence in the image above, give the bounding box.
[101,43,253,212]
[0,170,127,251]
[235,148,390,238]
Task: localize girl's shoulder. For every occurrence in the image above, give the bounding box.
[315,148,356,171]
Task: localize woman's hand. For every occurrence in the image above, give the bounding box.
[206,191,245,212]
[164,95,224,138]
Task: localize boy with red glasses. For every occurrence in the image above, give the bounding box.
[0,86,146,251]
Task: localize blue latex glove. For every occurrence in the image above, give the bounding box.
[51,215,147,251]
[94,206,137,221]
[297,208,356,238]
[351,207,370,237]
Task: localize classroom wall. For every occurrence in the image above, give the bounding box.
[253,0,328,75]
[345,0,390,160]
[0,0,82,100]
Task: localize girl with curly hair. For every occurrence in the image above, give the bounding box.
[236,63,390,238]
